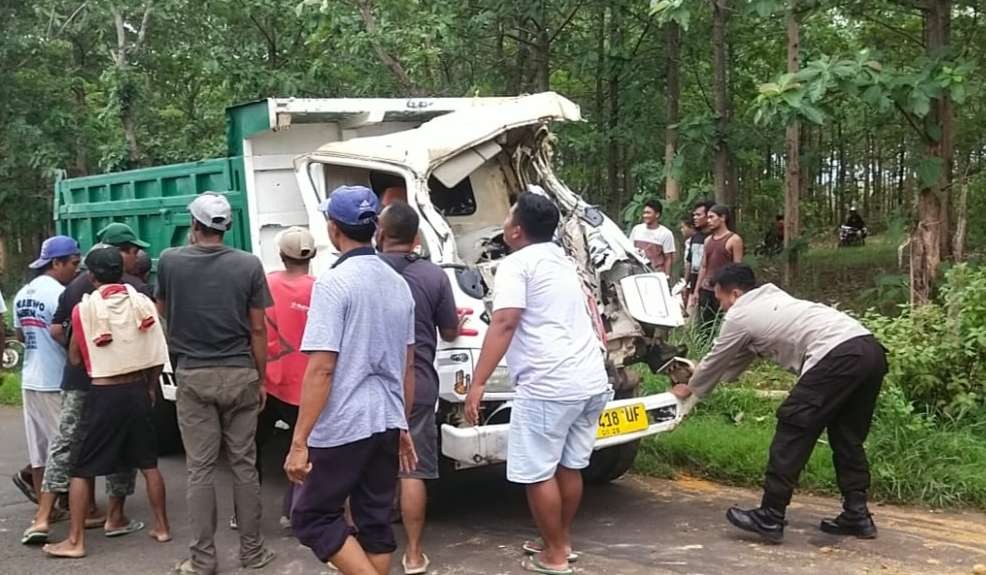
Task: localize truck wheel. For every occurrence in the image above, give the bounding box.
[582,440,640,484]
[154,398,184,455]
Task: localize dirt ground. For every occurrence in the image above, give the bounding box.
[0,406,984,574]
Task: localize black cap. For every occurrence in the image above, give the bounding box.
[85,246,124,282]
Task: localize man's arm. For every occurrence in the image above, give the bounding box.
[672,319,755,399]
[15,328,25,343]
[730,234,745,262]
[690,237,712,303]
[464,308,522,425]
[68,330,82,366]
[403,344,415,420]
[436,274,461,343]
[285,351,337,483]
[662,251,674,276]
[249,307,268,407]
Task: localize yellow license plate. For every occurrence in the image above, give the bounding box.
[596,403,649,439]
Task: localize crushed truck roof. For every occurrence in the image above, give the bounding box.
[305,92,581,176]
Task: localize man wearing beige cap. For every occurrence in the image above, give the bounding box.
[157,192,276,574]
[252,226,316,529]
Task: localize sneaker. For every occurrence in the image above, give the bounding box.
[242,548,276,569]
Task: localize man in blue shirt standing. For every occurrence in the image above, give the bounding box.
[285,186,417,575]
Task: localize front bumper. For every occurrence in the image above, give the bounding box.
[441,391,698,469]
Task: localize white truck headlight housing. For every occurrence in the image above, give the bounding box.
[484,366,515,393]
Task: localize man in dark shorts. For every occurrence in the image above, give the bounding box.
[157,192,276,574]
[285,185,417,575]
[42,246,170,558]
[672,264,887,544]
[691,204,744,328]
[377,202,460,574]
[27,223,151,543]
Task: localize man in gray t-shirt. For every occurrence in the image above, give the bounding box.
[285,186,417,575]
[156,193,276,574]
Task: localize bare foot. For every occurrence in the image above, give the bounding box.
[42,539,86,559]
[149,530,172,543]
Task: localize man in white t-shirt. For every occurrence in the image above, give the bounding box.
[13,236,81,510]
[466,193,611,575]
[630,199,676,277]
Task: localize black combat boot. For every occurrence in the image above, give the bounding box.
[819,491,878,539]
[726,505,786,543]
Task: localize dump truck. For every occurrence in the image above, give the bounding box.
[55,92,694,481]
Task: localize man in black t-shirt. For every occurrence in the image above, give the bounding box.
[377,202,460,574]
[25,224,152,544]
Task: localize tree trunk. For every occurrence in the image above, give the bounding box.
[591,2,607,202]
[910,0,952,304]
[783,1,800,286]
[712,0,736,206]
[952,163,968,262]
[534,0,551,92]
[664,21,681,201]
[354,0,422,95]
[607,3,623,213]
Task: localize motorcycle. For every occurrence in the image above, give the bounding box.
[839,225,867,247]
[2,337,24,372]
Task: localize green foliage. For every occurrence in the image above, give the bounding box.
[0,372,20,407]
[864,264,986,419]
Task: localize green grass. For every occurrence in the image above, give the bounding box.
[0,372,21,406]
[634,375,986,509]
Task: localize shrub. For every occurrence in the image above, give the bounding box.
[863,263,986,419]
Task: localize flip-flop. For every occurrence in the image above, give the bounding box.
[402,552,430,575]
[42,543,86,559]
[21,526,49,545]
[85,515,107,529]
[522,540,579,563]
[520,557,574,575]
[105,519,144,538]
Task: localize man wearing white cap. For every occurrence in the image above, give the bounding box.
[157,192,276,574]
[253,226,316,529]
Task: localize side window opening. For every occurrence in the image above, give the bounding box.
[429,175,476,217]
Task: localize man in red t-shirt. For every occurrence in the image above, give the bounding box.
[254,227,316,528]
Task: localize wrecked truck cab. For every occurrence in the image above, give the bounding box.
[295,92,695,482]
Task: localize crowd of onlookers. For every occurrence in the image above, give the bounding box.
[3,187,888,575]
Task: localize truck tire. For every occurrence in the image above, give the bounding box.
[154,397,183,455]
[582,439,640,484]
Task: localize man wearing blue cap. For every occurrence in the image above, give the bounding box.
[285,185,418,575]
[12,236,80,525]
[157,192,276,575]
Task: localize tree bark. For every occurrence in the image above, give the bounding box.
[783,0,800,286]
[712,0,736,206]
[110,3,153,166]
[664,21,681,201]
[607,2,623,212]
[591,1,607,201]
[910,0,952,304]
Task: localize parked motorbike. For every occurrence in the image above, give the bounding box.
[839,225,867,247]
[2,338,24,371]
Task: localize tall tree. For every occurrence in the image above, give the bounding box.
[783,0,800,285]
[712,0,737,206]
[664,21,682,201]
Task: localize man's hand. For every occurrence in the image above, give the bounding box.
[284,443,312,484]
[671,384,693,400]
[688,293,699,308]
[464,384,484,426]
[399,430,418,474]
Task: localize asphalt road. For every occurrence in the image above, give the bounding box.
[0,405,984,575]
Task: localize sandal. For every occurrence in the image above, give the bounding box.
[402,553,430,575]
[522,540,579,563]
[520,556,574,575]
[85,515,107,529]
[21,526,49,545]
[105,519,144,537]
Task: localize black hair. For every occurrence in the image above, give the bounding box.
[693,199,715,213]
[713,263,757,292]
[512,192,559,243]
[332,219,376,243]
[87,247,124,284]
[379,201,419,245]
[710,204,731,220]
[681,217,696,228]
[40,254,77,273]
[192,219,225,239]
[644,199,663,214]
[134,249,152,277]
[775,214,784,221]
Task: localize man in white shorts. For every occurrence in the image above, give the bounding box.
[466,192,611,575]
[13,236,81,506]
